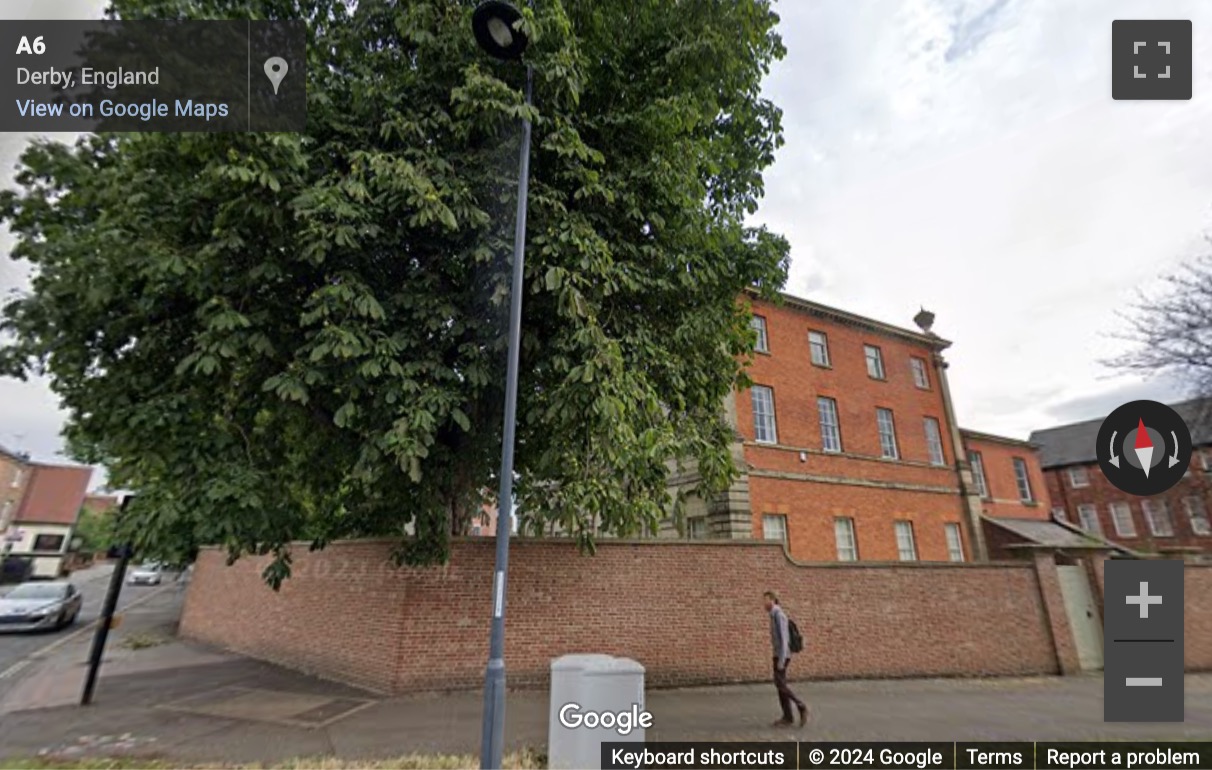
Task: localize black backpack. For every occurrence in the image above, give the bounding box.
[788,618,804,653]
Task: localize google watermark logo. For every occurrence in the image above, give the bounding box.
[557,703,653,736]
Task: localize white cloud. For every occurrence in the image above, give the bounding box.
[755,0,1212,437]
[3,0,1212,474]
[1,0,107,479]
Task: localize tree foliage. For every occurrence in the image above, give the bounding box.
[73,506,118,553]
[0,0,789,587]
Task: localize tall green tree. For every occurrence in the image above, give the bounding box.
[73,507,118,553]
[0,0,789,587]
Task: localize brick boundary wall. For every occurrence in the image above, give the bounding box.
[1184,564,1212,670]
[179,539,1212,695]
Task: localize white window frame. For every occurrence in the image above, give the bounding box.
[1143,500,1174,537]
[762,513,788,544]
[834,517,858,561]
[968,451,989,499]
[894,520,918,561]
[944,523,965,562]
[864,345,885,380]
[818,396,842,453]
[751,315,769,353]
[1109,502,1137,537]
[1077,504,1102,535]
[1051,506,1068,522]
[924,417,946,466]
[751,386,777,444]
[1012,457,1034,502]
[876,408,899,459]
[910,357,930,389]
[1184,497,1211,536]
[10,468,23,489]
[688,517,707,539]
[1067,467,1089,489]
[808,330,830,367]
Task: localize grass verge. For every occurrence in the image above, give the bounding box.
[3,749,546,769]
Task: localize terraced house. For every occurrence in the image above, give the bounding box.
[1030,399,1212,560]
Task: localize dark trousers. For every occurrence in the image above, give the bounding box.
[773,656,805,720]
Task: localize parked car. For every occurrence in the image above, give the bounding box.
[127,561,163,586]
[0,581,83,632]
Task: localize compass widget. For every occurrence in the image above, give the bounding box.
[1096,400,1192,496]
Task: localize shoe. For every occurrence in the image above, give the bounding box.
[798,705,810,727]
[771,718,794,728]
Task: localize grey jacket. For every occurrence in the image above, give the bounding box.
[769,604,791,663]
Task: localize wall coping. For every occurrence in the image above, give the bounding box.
[198,537,1035,571]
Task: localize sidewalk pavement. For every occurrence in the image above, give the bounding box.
[1,590,1211,765]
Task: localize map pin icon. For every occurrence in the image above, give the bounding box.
[263,57,288,95]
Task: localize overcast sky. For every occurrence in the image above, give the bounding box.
[2,0,1211,479]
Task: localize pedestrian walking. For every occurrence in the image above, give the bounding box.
[764,590,808,728]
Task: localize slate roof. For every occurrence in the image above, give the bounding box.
[984,516,1136,555]
[1027,397,1212,469]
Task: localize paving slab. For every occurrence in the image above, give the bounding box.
[160,685,375,728]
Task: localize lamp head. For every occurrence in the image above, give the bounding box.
[472,0,528,61]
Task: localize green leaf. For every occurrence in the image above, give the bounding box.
[0,0,790,588]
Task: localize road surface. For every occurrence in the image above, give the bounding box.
[0,562,164,692]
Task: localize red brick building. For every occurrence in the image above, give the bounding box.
[1030,400,1212,558]
[0,452,93,578]
[665,291,1078,564]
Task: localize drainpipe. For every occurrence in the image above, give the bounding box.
[933,352,990,562]
[914,308,988,562]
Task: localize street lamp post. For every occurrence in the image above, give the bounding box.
[472,2,531,769]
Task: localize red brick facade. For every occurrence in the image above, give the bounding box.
[1045,458,1212,555]
[180,539,1212,695]
[962,431,1051,521]
[732,296,978,563]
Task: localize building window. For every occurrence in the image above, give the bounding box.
[762,514,787,543]
[1067,467,1089,488]
[751,386,777,444]
[1142,499,1174,537]
[1077,504,1102,535]
[1012,458,1034,502]
[818,397,842,453]
[834,517,858,561]
[944,523,965,562]
[808,330,830,367]
[1110,502,1137,537]
[688,517,707,539]
[471,526,481,536]
[10,468,23,488]
[876,408,899,459]
[910,357,930,389]
[864,345,885,380]
[894,520,918,561]
[0,499,12,522]
[32,533,65,552]
[751,315,769,353]
[924,418,946,466]
[1052,506,1068,522]
[1184,497,1211,536]
[968,451,989,499]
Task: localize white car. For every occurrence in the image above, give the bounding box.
[0,581,83,632]
[127,562,163,586]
